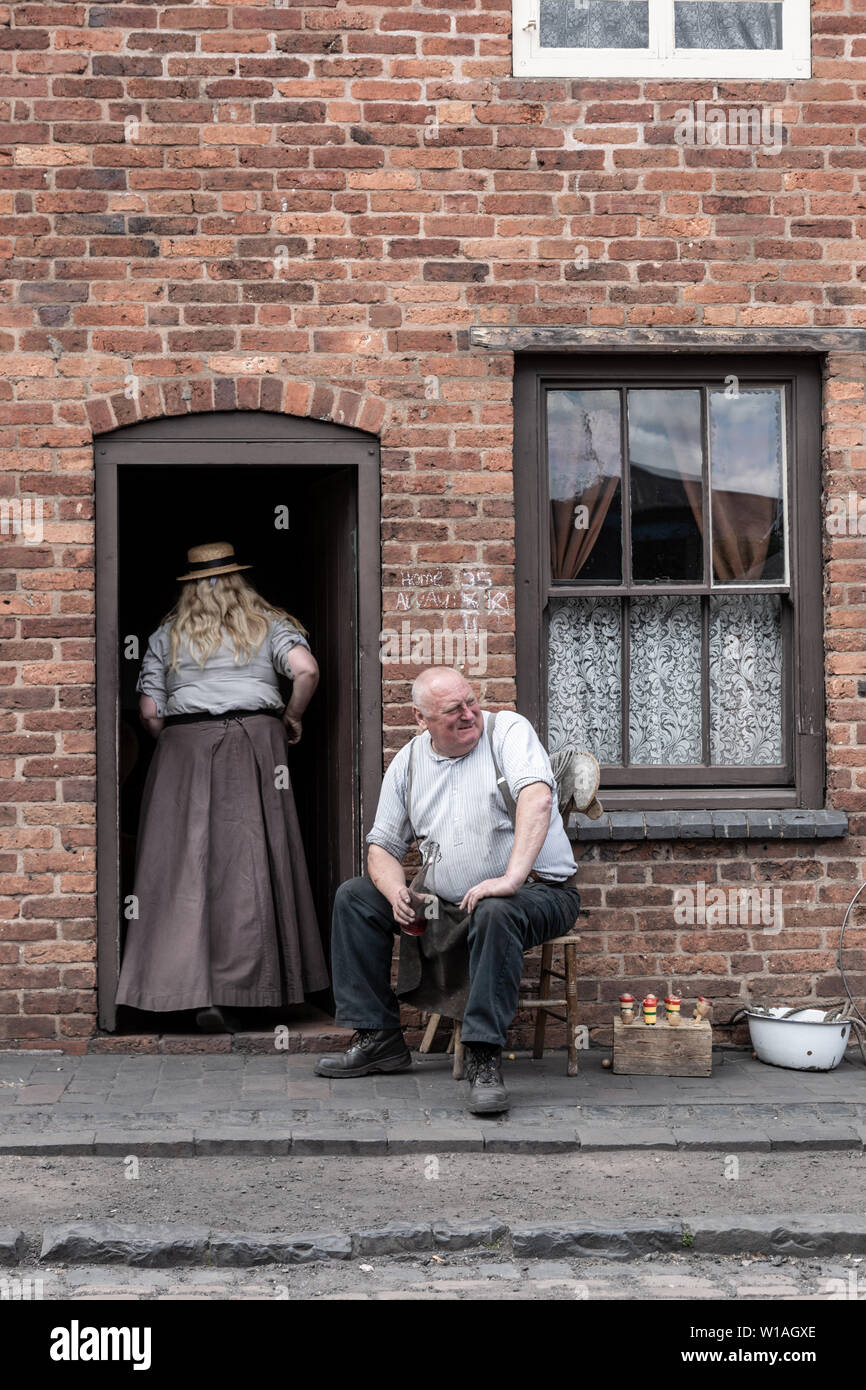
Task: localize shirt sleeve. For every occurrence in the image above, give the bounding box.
[495,713,556,800]
[270,617,312,678]
[364,744,414,862]
[136,627,169,717]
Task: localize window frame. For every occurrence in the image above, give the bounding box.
[514,352,824,812]
[512,0,811,81]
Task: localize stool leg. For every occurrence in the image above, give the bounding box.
[419,1013,441,1054]
[532,941,554,1060]
[452,1021,464,1080]
[565,941,579,1076]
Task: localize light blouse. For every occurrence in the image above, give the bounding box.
[136,617,311,717]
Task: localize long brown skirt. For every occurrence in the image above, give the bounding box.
[115,714,330,1012]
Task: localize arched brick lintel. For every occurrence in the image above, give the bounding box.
[83,374,387,440]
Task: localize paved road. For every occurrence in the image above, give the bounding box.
[4,1253,864,1301]
[5,1150,866,1233]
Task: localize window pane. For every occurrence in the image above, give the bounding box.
[710,594,783,764]
[548,596,622,762]
[540,0,650,48]
[709,387,785,584]
[547,590,785,766]
[674,1,783,48]
[629,596,703,764]
[548,389,622,584]
[627,389,704,584]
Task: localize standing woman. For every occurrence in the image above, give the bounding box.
[116,542,330,1032]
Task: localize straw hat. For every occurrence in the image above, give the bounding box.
[175,542,252,583]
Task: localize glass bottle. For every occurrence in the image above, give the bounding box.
[402,840,440,936]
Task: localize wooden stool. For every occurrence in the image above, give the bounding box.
[525,932,581,1075]
[418,932,581,1078]
[419,1013,465,1079]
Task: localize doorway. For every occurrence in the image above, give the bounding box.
[95,412,382,1033]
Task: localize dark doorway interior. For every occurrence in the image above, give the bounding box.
[115,463,356,1034]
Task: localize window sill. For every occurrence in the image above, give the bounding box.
[568,810,849,842]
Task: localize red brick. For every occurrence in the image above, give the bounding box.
[0,4,861,1051]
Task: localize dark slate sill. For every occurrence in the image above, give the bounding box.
[569,810,849,842]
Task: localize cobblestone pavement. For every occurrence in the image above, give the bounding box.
[5,1253,865,1300]
[1,1048,865,1153]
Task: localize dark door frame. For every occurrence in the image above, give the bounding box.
[94,411,382,1032]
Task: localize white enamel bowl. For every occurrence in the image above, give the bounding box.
[746,1008,851,1072]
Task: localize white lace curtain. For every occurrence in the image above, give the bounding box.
[539,0,782,50]
[548,593,782,765]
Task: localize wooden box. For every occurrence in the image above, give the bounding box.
[613,1015,712,1077]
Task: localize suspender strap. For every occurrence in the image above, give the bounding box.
[408,722,514,828]
[409,719,517,832]
[407,716,576,891]
[487,711,518,827]
[406,735,417,835]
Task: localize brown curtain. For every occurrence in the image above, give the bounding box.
[550,475,620,581]
[679,478,776,583]
[549,397,778,584]
[709,490,777,583]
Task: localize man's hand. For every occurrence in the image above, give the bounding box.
[390,885,416,927]
[459,873,521,915]
[368,844,419,926]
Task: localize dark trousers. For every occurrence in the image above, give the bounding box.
[329,875,581,1048]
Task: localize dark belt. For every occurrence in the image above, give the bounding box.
[532,871,580,889]
[163,708,283,727]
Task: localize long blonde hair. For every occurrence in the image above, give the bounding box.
[164,572,308,670]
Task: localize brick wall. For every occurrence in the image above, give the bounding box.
[1,0,865,1047]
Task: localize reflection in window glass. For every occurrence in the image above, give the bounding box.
[548,389,622,584]
[628,389,704,583]
[709,388,785,583]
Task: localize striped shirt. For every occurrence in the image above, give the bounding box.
[365,710,578,904]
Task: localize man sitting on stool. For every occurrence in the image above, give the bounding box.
[315,667,580,1114]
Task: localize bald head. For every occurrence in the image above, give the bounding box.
[411,666,474,717]
[411,667,484,759]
